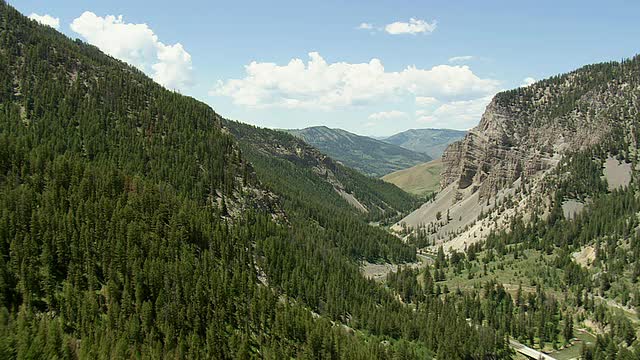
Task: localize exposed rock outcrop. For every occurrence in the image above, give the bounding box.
[396,56,640,250]
[441,98,609,200]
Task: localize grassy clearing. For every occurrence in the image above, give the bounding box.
[382,159,443,196]
[551,330,596,360]
[440,249,561,297]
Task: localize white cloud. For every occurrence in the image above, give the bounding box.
[520,77,536,87]
[70,11,193,91]
[212,52,499,110]
[152,43,192,90]
[29,13,60,29]
[416,115,436,124]
[357,22,374,30]
[368,110,407,120]
[385,18,436,35]
[415,96,439,106]
[416,95,493,129]
[448,55,474,63]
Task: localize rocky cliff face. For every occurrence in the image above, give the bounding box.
[440,63,631,199]
[396,56,640,250]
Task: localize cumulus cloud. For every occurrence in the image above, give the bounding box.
[70,11,193,90]
[212,52,499,110]
[416,95,493,129]
[520,77,536,87]
[152,43,192,90]
[357,22,374,30]
[29,13,60,29]
[415,96,439,106]
[385,18,436,35]
[448,55,474,63]
[368,110,407,120]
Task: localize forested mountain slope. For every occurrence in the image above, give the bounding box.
[229,121,419,223]
[286,126,430,177]
[389,56,640,358]
[0,3,512,359]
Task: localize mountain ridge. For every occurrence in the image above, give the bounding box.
[396,55,640,251]
[383,128,466,159]
[4,2,640,357]
[229,121,420,223]
[0,4,513,358]
[382,158,443,196]
[285,125,431,177]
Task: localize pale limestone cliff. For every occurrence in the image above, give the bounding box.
[396,57,640,251]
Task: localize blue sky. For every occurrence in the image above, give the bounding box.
[14,0,640,136]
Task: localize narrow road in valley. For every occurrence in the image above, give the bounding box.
[509,339,557,360]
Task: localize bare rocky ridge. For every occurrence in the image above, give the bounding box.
[382,128,466,159]
[395,57,640,251]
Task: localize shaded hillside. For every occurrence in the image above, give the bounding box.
[0,3,511,359]
[229,121,419,224]
[383,128,466,159]
[286,126,430,177]
[382,159,443,197]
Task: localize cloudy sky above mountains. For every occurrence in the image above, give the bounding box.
[18,0,640,136]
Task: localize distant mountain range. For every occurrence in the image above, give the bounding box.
[285,126,466,178]
[381,128,466,159]
[285,126,431,177]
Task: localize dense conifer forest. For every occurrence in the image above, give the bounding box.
[4,1,640,358]
[396,150,640,359]
[0,2,514,358]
